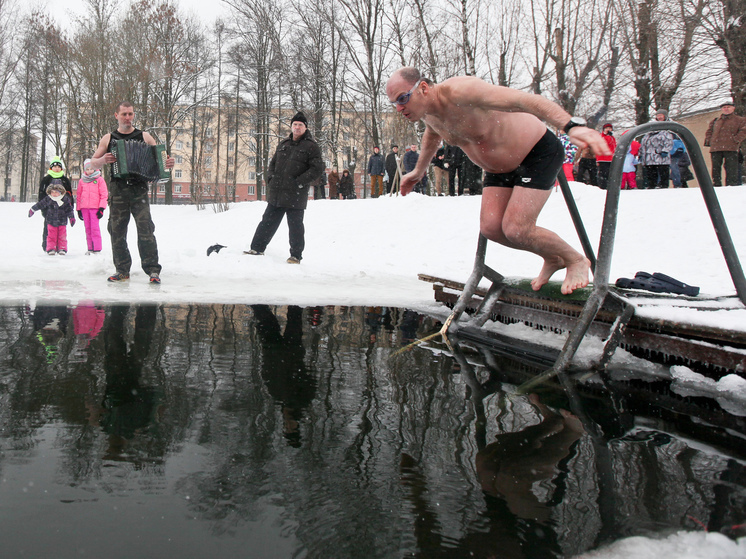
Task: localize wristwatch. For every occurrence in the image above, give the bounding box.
[563,117,587,133]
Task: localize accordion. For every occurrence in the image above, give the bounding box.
[110,139,170,183]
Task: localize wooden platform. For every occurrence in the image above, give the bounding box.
[419,274,746,377]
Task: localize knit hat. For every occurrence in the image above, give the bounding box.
[602,122,613,130]
[49,155,64,169]
[655,108,669,119]
[291,111,308,125]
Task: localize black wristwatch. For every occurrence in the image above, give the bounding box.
[564,117,587,133]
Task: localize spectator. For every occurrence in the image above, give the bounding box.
[596,123,616,189]
[313,170,327,200]
[574,146,597,186]
[385,145,400,194]
[339,169,355,199]
[621,140,640,190]
[639,109,674,189]
[445,143,465,195]
[670,138,693,188]
[431,144,447,195]
[90,101,174,284]
[557,130,578,182]
[704,99,746,186]
[37,156,73,252]
[402,144,426,194]
[245,111,324,264]
[367,146,385,198]
[327,168,340,199]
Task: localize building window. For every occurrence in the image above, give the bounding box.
[159,184,165,192]
[205,171,211,180]
[249,171,256,180]
[174,141,183,150]
[175,184,182,193]
[227,171,234,180]
[248,156,256,166]
[205,156,212,167]
[343,132,350,141]
[249,185,255,195]
[175,155,183,164]
[187,141,191,148]
[205,143,213,152]
[174,170,182,178]
[228,142,234,152]
[206,128,213,137]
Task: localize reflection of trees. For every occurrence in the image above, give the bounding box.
[0,303,745,555]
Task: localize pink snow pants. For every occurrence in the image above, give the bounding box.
[46,225,68,252]
[81,208,103,251]
[621,171,637,190]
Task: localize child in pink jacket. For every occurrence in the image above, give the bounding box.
[76,159,108,254]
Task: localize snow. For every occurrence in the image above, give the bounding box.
[4,182,744,317]
[572,530,746,559]
[4,182,746,558]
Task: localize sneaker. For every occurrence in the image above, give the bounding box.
[85,251,92,255]
[107,272,130,282]
[47,250,56,256]
[246,249,264,255]
[149,272,161,284]
[287,256,301,264]
[57,250,66,256]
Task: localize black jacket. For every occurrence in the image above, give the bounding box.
[266,130,324,210]
[38,174,73,215]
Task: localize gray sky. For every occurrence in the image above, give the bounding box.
[46,0,229,29]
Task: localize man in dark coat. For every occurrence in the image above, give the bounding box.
[247,111,324,263]
[385,145,400,193]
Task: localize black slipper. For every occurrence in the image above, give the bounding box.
[651,272,700,296]
[616,272,700,296]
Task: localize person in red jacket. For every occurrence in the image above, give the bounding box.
[595,123,617,189]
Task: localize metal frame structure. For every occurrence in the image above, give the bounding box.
[444,122,746,385]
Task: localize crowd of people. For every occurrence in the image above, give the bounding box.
[19,72,746,290]
[570,101,745,190]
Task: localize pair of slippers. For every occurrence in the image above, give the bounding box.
[615,271,700,296]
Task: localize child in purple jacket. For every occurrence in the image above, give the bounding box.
[29,182,76,255]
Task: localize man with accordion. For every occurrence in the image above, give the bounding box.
[90,101,174,284]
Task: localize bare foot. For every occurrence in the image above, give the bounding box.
[561,256,591,295]
[531,256,565,292]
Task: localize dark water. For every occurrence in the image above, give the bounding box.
[0,302,745,558]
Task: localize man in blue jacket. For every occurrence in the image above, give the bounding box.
[247,111,324,264]
[367,146,385,198]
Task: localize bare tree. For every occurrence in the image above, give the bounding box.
[701,0,746,110]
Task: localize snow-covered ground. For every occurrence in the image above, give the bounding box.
[4,182,746,313]
[3,182,746,558]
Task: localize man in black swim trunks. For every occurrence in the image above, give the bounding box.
[386,68,610,294]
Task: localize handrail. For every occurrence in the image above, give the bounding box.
[604,121,746,305]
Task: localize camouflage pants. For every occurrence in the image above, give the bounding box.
[108,181,161,275]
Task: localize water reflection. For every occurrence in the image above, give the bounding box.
[0,303,744,558]
[253,304,316,447]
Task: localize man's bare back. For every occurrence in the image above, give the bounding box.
[386,68,610,295]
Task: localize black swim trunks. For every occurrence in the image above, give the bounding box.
[483,129,564,191]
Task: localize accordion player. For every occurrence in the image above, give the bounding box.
[110,139,170,183]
